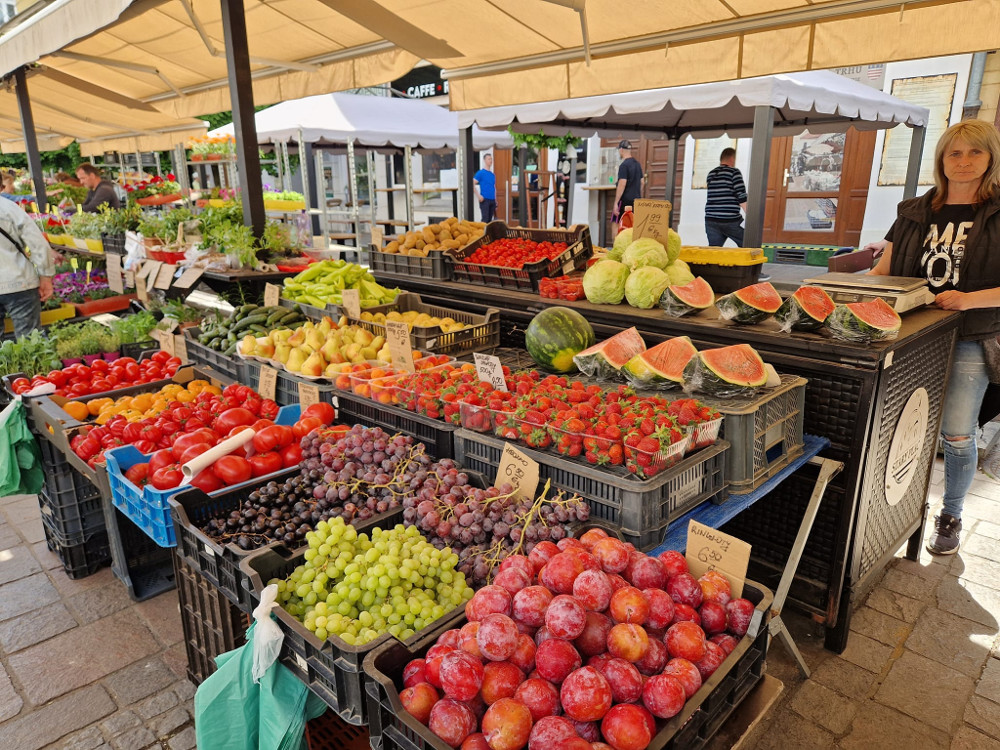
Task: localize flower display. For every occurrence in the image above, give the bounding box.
[189,135,235,160]
[125,174,180,201]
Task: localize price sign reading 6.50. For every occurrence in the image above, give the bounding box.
[495,442,539,500]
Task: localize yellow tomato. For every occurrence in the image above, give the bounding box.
[63,401,89,421]
[130,393,153,412]
[86,398,112,417]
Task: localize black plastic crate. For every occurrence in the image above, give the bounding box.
[38,456,106,543]
[103,497,175,602]
[183,327,245,382]
[348,295,500,357]
[336,390,457,459]
[453,429,728,551]
[118,342,158,360]
[173,552,249,686]
[240,511,462,726]
[241,359,338,408]
[686,262,763,294]
[364,580,772,750]
[100,232,127,255]
[445,222,593,293]
[305,709,371,750]
[368,246,451,281]
[42,515,111,580]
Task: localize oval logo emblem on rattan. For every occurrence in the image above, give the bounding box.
[885,387,929,506]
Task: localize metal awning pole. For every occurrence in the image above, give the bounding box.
[404,145,414,231]
[220,0,265,238]
[12,67,47,212]
[347,140,359,249]
[665,136,679,227]
[903,125,926,201]
[315,149,329,248]
[367,148,377,239]
[744,106,774,249]
[459,127,475,221]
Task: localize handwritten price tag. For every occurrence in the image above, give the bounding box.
[298,382,320,407]
[160,330,176,356]
[385,320,414,373]
[174,333,188,363]
[371,225,384,248]
[258,365,278,401]
[473,352,508,392]
[341,288,362,320]
[633,199,673,244]
[173,267,204,289]
[106,253,124,293]
[136,275,149,304]
[264,283,281,307]
[154,264,177,290]
[684,520,750,598]
[495,442,540,500]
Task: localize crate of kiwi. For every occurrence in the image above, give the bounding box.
[368,218,487,281]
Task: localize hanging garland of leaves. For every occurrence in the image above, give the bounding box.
[507,128,583,153]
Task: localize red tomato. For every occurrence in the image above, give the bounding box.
[151,465,183,491]
[214,407,257,436]
[73,436,100,461]
[292,417,323,439]
[251,419,275,432]
[46,370,67,387]
[190,468,224,493]
[253,425,295,453]
[151,350,171,364]
[90,359,109,373]
[11,377,30,394]
[148,448,177,475]
[124,363,140,380]
[212,455,252,484]
[249,451,283,477]
[132,439,156,454]
[259,399,279,421]
[177,442,213,465]
[303,402,335,425]
[280,443,303,467]
[124,463,150,487]
[227,425,253,439]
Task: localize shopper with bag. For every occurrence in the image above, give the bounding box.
[869,119,1000,555]
[0,196,54,337]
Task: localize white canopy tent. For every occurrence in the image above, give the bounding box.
[208,93,513,242]
[456,72,930,246]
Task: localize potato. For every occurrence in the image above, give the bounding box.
[385,241,400,254]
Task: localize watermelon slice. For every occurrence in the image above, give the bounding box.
[683,344,768,398]
[826,298,902,343]
[622,336,697,389]
[659,277,715,318]
[716,282,782,324]
[573,327,646,380]
[775,285,836,331]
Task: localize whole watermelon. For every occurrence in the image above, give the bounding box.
[526,307,596,373]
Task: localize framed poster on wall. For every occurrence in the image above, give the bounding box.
[877,73,957,186]
[692,136,737,189]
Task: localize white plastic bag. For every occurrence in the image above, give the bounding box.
[251,583,283,684]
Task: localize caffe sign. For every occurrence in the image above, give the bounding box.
[884,387,929,506]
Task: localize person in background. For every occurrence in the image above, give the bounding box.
[0,196,54,337]
[869,119,1000,555]
[474,153,497,223]
[75,163,120,212]
[611,140,643,228]
[704,147,748,247]
[55,171,82,187]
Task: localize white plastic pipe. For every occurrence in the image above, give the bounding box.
[181,428,256,482]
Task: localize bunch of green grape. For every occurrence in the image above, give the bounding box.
[268,517,474,645]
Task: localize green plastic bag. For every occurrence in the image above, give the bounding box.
[194,619,326,750]
[0,400,43,496]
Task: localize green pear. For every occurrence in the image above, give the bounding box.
[286,348,306,373]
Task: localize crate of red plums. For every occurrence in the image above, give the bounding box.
[363,526,772,750]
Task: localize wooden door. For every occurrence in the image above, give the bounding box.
[763,129,877,247]
[492,148,512,221]
[641,139,684,226]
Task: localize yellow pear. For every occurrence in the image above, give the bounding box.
[299,344,315,356]
[321,339,340,362]
[287,328,306,347]
[376,344,391,363]
[255,337,275,358]
[317,318,332,337]
[355,329,374,347]
[305,329,324,350]
[274,343,291,364]
[300,352,325,378]
[286,348,306,373]
[239,334,256,355]
[324,362,341,377]
[360,346,378,360]
[345,343,362,361]
[370,335,386,351]
[303,321,315,330]
[337,315,348,327]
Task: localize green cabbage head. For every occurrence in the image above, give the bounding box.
[665,228,682,263]
[665,259,695,286]
[622,237,669,270]
[583,260,630,304]
[624,266,671,309]
[609,228,632,261]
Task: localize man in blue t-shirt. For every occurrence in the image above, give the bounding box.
[474,153,497,222]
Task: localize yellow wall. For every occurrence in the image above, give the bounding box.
[976,51,1000,125]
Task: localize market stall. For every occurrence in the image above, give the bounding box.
[210,92,513,246]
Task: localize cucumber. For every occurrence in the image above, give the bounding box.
[231,313,268,333]
[237,304,258,316]
[223,342,238,356]
[250,325,268,334]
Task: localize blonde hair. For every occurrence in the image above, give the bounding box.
[932,119,1000,210]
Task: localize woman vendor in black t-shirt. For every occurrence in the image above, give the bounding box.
[870,119,1000,556]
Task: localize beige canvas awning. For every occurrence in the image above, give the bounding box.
[0,67,206,155]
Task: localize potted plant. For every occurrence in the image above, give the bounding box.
[98,204,142,255]
[189,135,234,162]
[66,211,103,251]
[111,310,158,358]
[203,221,259,270]
[127,174,182,207]
[262,189,306,211]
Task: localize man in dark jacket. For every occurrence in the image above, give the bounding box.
[76,163,120,212]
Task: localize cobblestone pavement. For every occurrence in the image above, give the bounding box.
[0,493,195,750]
[1,454,999,748]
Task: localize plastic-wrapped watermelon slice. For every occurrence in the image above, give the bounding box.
[716,282,782,324]
[826,298,901,343]
[622,336,697,389]
[774,285,836,331]
[573,327,646,380]
[683,344,768,398]
[659,277,715,317]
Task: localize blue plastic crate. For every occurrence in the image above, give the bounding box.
[104,404,302,547]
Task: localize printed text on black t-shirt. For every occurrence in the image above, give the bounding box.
[919,204,976,291]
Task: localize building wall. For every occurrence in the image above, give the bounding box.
[976,51,1000,125]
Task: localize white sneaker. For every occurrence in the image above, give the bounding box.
[980,427,1000,481]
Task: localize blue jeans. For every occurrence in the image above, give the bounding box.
[0,289,40,339]
[705,219,744,247]
[941,340,990,519]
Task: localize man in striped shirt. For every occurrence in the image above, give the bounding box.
[704,148,748,247]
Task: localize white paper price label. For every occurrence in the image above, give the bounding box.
[495,442,540,500]
[385,320,414,373]
[341,288,362,320]
[160,330,176,356]
[685,520,750,598]
[263,283,281,307]
[258,365,278,401]
[298,382,320,407]
[90,313,120,327]
[473,352,507,392]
